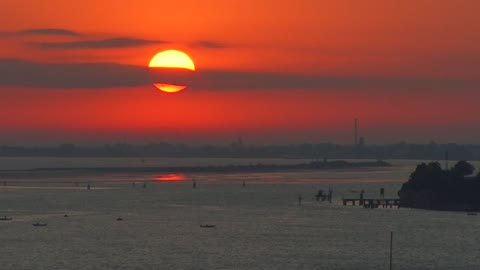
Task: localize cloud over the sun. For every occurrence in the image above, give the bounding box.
[0,59,478,91]
[1,28,230,50]
[0,59,147,88]
[35,38,228,50]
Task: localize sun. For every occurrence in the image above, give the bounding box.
[149,50,195,70]
[148,50,195,93]
[152,84,187,93]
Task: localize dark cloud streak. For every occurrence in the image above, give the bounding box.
[35,38,169,49]
[0,59,478,91]
[0,59,148,89]
[0,28,80,37]
[1,28,228,50]
[19,28,80,36]
[201,71,479,91]
[191,41,228,49]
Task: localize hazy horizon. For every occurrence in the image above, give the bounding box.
[1,121,479,146]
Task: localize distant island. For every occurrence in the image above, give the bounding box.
[399,161,480,211]
[0,159,390,179]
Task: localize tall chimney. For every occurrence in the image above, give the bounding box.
[354,118,358,145]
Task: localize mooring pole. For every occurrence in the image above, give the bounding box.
[389,231,393,270]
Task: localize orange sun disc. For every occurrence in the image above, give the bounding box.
[149,50,195,70]
[153,83,187,93]
[148,50,195,93]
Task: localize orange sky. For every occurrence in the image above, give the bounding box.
[0,1,479,144]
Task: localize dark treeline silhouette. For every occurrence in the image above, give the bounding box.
[399,161,480,211]
[1,141,480,160]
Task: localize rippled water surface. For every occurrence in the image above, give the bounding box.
[1,158,479,269]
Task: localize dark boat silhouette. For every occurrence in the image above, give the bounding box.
[32,222,47,227]
[0,216,12,221]
[116,217,123,221]
[200,224,216,228]
[467,212,477,216]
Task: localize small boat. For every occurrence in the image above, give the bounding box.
[467,212,477,216]
[0,216,12,221]
[116,217,123,221]
[32,222,47,227]
[63,214,69,218]
[200,224,216,228]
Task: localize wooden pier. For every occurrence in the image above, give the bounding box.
[342,198,400,208]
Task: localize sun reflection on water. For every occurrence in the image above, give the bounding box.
[153,173,186,181]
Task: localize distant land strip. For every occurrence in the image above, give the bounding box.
[1,143,480,160]
[0,160,391,179]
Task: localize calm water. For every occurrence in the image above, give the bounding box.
[1,158,479,269]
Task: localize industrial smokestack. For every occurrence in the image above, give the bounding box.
[354,118,358,145]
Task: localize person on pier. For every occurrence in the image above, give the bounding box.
[360,189,365,205]
[315,189,324,201]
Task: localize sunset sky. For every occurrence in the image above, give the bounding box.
[1,0,479,145]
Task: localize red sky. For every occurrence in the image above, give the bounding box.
[1,1,479,145]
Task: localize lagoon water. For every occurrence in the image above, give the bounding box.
[1,158,479,269]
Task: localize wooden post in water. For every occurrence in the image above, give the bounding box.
[389,231,393,270]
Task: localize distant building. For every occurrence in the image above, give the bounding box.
[230,137,244,150]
